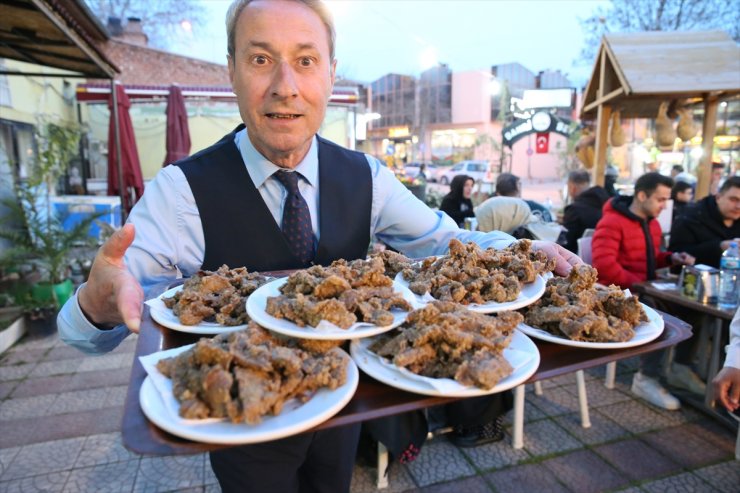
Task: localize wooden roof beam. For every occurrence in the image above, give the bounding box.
[582,87,625,114]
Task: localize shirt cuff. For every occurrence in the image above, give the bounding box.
[725,343,740,370]
[57,283,131,354]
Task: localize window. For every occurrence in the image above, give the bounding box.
[0,60,11,107]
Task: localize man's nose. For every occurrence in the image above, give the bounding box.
[271,61,298,98]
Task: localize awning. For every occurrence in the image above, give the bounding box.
[0,0,118,79]
[163,85,191,165]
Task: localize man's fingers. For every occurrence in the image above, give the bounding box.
[100,223,136,263]
[117,281,143,333]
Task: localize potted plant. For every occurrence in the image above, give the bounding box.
[0,121,99,311]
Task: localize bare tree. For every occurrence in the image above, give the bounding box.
[578,0,740,63]
[85,0,207,50]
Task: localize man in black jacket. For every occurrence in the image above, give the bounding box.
[561,170,610,253]
[669,176,740,267]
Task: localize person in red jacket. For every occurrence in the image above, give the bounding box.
[593,172,695,410]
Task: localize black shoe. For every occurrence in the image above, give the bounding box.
[448,417,504,448]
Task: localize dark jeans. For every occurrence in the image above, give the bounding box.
[209,423,361,493]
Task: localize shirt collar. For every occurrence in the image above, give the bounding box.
[235,128,319,188]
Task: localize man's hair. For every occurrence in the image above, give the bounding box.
[712,162,725,170]
[496,173,520,196]
[568,170,590,186]
[671,180,692,200]
[226,0,336,60]
[671,165,684,173]
[634,172,673,196]
[719,176,740,194]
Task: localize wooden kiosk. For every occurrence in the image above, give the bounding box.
[581,30,740,198]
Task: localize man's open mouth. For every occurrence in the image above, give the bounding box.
[266,113,301,119]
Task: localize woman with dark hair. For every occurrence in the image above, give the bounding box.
[671,181,693,220]
[439,174,475,227]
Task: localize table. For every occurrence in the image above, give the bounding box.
[632,281,735,425]
[122,305,691,456]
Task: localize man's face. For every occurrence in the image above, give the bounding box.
[637,184,671,218]
[716,186,740,222]
[711,167,724,183]
[228,0,336,168]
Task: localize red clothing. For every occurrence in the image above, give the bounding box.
[592,196,672,289]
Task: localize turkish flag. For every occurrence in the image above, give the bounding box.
[535,132,549,153]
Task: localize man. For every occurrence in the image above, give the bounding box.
[496,172,552,222]
[670,165,684,179]
[57,1,580,492]
[561,169,610,253]
[712,309,740,413]
[710,161,726,195]
[670,176,740,267]
[592,172,695,410]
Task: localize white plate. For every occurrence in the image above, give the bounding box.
[517,303,665,349]
[395,272,546,313]
[350,330,540,397]
[146,286,249,335]
[246,277,422,340]
[139,344,359,444]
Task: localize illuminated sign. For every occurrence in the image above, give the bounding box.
[388,127,410,138]
[521,89,574,109]
[502,112,576,148]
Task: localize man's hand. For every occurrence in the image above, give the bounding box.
[531,240,583,277]
[78,223,144,333]
[671,252,695,266]
[712,366,740,412]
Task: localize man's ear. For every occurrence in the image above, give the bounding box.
[227,55,235,87]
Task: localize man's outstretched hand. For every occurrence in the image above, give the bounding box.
[712,366,740,412]
[78,223,144,333]
[531,240,583,277]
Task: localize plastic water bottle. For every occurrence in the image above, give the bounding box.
[718,241,740,309]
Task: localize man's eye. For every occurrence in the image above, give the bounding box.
[299,57,314,67]
[253,55,268,65]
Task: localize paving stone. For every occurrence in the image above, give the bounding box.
[203,455,219,486]
[458,434,530,470]
[43,345,89,362]
[29,359,81,378]
[593,438,681,481]
[134,454,206,492]
[49,388,110,415]
[349,462,417,493]
[681,420,736,455]
[0,362,35,382]
[2,437,85,480]
[612,487,644,493]
[503,397,546,426]
[9,374,71,398]
[520,419,582,457]
[0,380,17,399]
[77,353,133,373]
[483,463,569,493]
[525,387,581,417]
[0,447,21,478]
[543,373,580,388]
[541,449,630,493]
[597,400,678,434]
[552,409,630,445]
[62,459,139,493]
[563,378,633,408]
[0,394,57,420]
[17,334,60,350]
[104,385,129,407]
[0,470,70,493]
[76,433,139,467]
[420,475,492,492]
[640,471,718,492]
[0,347,49,366]
[63,368,132,392]
[693,460,740,492]
[640,426,732,467]
[204,484,222,493]
[404,439,475,487]
[110,337,138,355]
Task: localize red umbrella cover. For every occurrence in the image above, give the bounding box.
[107,84,144,213]
[163,85,191,166]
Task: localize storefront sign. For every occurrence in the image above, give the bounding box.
[388,126,410,138]
[502,112,575,148]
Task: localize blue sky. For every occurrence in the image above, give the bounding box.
[173,0,608,87]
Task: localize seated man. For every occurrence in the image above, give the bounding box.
[593,172,695,410]
[669,176,740,267]
[561,169,610,253]
[496,172,552,222]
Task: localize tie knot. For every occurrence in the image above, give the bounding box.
[274,170,301,194]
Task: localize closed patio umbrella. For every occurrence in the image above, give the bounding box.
[107,84,143,214]
[163,85,191,166]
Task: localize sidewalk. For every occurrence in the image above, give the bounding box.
[0,328,737,492]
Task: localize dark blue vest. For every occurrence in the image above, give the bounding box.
[176,126,372,272]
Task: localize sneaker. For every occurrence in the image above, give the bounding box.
[631,372,681,410]
[666,363,707,395]
[449,416,505,448]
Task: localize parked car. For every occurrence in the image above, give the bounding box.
[438,160,490,185]
[404,162,440,182]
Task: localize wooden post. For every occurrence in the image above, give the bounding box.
[593,104,611,187]
[695,95,719,200]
